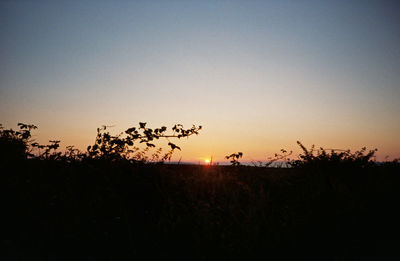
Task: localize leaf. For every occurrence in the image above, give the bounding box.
[168,142,181,150]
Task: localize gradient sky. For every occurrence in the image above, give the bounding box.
[1,0,399,162]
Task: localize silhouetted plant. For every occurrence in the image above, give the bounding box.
[86,122,202,161]
[60,145,84,162]
[1,122,201,163]
[31,140,62,160]
[0,123,69,161]
[265,149,293,168]
[226,152,243,166]
[0,123,37,161]
[381,158,400,168]
[289,141,378,168]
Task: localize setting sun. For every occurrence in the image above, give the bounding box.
[204,159,210,164]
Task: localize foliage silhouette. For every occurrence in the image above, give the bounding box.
[86,122,202,162]
[259,142,381,169]
[225,152,243,166]
[0,123,37,161]
[0,122,202,163]
[264,149,293,168]
[289,141,378,169]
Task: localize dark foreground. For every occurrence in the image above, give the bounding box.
[3,160,400,260]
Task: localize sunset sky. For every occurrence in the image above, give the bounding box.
[1,0,399,162]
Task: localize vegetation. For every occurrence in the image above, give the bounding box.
[225,152,243,166]
[1,122,202,163]
[2,123,400,260]
[290,141,379,168]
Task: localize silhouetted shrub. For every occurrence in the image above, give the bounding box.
[0,123,37,161]
[225,152,243,166]
[289,141,378,169]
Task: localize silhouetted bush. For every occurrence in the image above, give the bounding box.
[289,141,378,169]
[0,123,37,162]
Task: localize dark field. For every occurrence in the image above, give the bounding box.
[3,159,400,260]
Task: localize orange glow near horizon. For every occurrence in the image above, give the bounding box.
[5,121,396,163]
[0,120,396,163]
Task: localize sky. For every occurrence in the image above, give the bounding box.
[1,0,399,162]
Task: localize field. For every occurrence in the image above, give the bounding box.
[3,158,400,260]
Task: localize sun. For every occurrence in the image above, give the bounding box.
[204,159,210,164]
